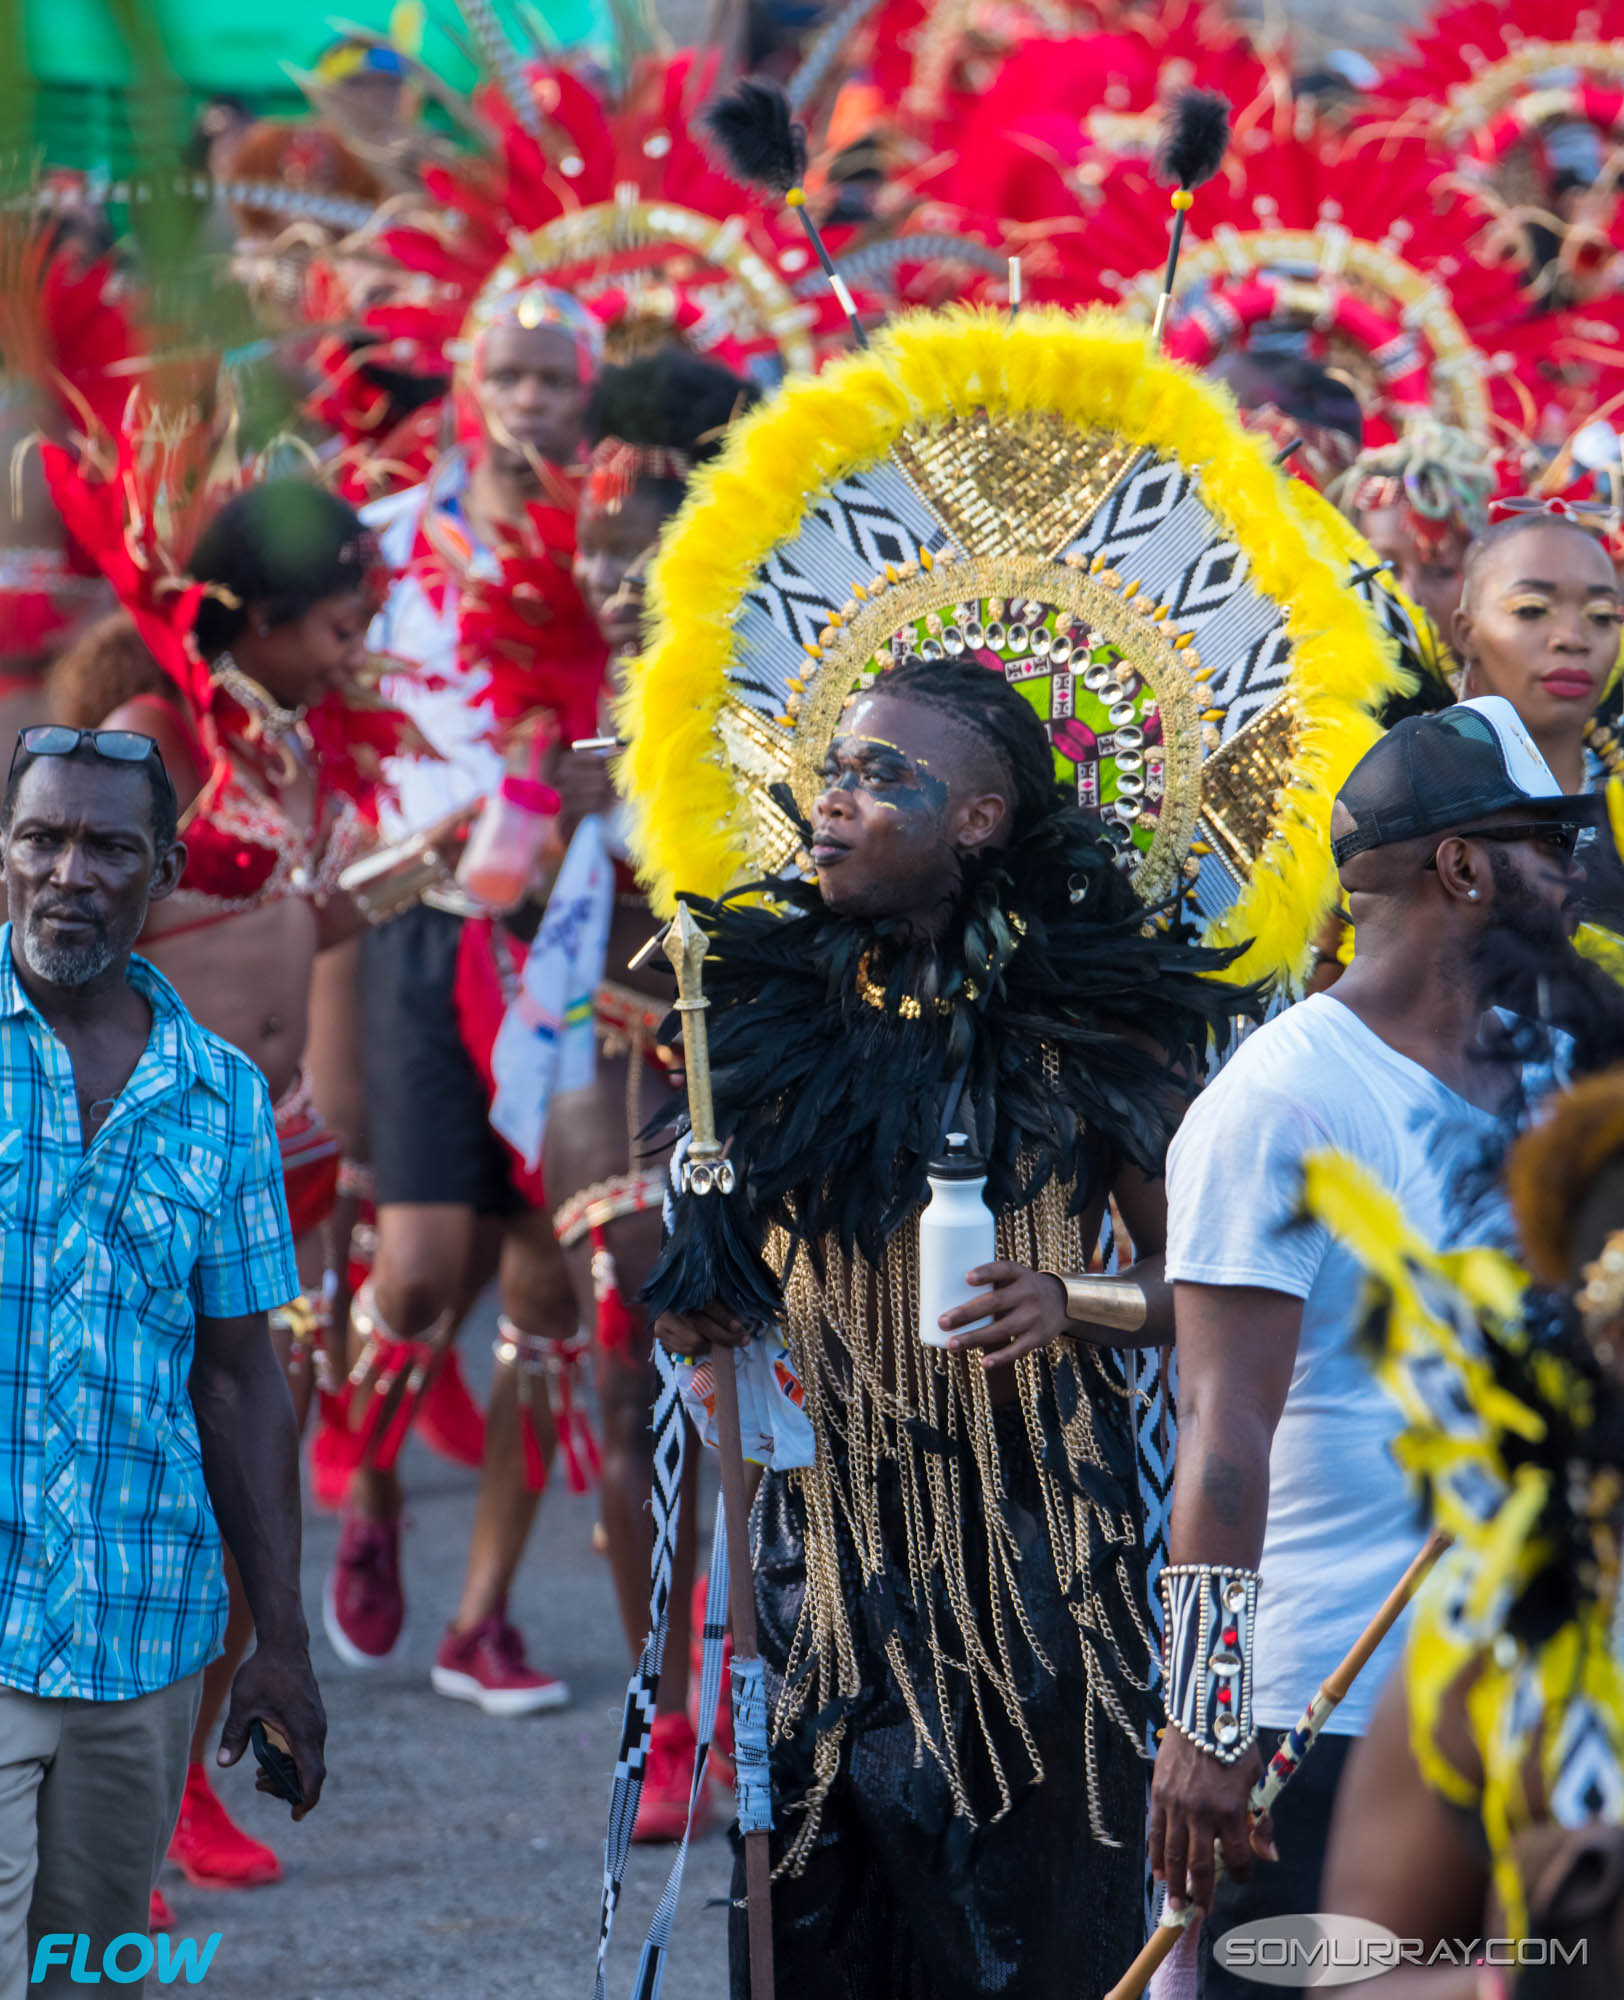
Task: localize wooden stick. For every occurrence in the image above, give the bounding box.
[712,1345,776,2000]
[1103,1531,1451,2000]
[1321,1530,1448,1706]
[1105,1910,1186,2000]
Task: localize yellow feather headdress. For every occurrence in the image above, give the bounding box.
[616,303,1409,989]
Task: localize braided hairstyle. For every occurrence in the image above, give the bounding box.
[877,653,1067,844]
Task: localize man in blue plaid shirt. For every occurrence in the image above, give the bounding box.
[0,727,325,1997]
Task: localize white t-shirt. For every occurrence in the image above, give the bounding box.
[1164,993,1510,1737]
[364,458,506,844]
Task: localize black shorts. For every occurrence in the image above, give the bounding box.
[359,903,528,1217]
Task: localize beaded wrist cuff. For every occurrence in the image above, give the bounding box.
[1160,1562,1260,1764]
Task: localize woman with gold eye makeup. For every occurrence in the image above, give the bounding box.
[1451,511,1624,943]
[1453,513,1623,796]
[1304,508,1624,997]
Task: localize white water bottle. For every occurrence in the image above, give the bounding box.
[917,1132,997,1350]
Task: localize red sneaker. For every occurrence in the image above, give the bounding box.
[323,1511,408,1668]
[414,1350,486,1468]
[634,1712,713,1844]
[168,1763,281,1888]
[149,1888,172,1930]
[429,1604,569,1717]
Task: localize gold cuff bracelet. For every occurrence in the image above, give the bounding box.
[1048,1273,1148,1334]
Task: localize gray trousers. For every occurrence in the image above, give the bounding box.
[0,1673,202,2000]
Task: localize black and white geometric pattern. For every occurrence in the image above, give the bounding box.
[1183,821,1245,929]
[1549,1699,1624,1826]
[1133,1345,1175,1932]
[723,436,1296,773]
[1202,625,1295,739]
[1160,1562,1258,1764]
[1063,454,1214,587]
[625,1493,731,2000]
[594,1344,689,2000]
[729,462,957,722]
[1059,448,1292,749]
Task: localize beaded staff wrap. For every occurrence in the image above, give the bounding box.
[1160,1562,1260,1764]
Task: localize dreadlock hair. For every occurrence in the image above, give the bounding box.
[875,653,1067,844]
[1459,508,1611,614]
[190,481,374,662]
[583,350,760,510]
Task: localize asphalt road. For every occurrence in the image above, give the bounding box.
[160,1304,732,2000]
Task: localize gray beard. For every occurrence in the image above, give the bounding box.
[20,920,115,988]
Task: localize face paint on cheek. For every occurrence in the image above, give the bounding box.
[883,768,951,817]
[824,735,950,823]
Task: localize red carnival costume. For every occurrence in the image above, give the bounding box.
[360,48,861,384]
[0,206,141,667]
[36,403,421,1369]
[1066,127,1561,440]
[1370,0,1624,305]
[328,130,614,1516]
[840,0,1281,274]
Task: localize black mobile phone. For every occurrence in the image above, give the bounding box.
[248,1719,304,1807]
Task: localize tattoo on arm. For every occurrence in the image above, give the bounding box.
[1201,1453,1249,1530]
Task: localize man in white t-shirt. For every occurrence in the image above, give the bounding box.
[1150,696,1598,1993]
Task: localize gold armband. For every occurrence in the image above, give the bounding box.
[336,803,480,925]
[1047,1273,1147,1333]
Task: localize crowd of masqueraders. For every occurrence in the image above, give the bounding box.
[14,1,1624,1996]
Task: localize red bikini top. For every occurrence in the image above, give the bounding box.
[125,691,370,930]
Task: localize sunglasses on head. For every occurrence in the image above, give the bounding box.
[8,726,162,777]
[1423,821,1584,870]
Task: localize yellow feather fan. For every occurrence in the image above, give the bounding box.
[617,305,1409,988]
[1302,1145,1624,1938]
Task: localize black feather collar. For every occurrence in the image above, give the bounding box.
[644,808,1259,1315]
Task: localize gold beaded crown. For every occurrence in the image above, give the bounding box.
[455,192,819,377]
[616,304,1410,987]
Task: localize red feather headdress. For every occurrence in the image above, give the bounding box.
[1369,0,1624,305]
[1060,122,1597,447]
[0,214,147,658]
[361,50,859,389]
[453,485,608,743]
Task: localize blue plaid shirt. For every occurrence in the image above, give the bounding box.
[0,929,297,1702]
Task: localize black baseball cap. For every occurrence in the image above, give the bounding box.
[1331,695,1603,867]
